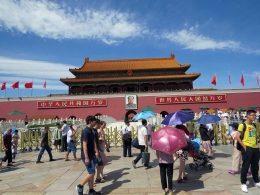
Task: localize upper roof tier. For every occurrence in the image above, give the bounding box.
[70,54,191,73]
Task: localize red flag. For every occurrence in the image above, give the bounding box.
[43,80,46,88]
[24,82,33,89]
[11,81,19,89]
[257,74,259,86]
[240,73,245,86]
[211,73,217,86]
[228,72,231,84]
[1,82,6,90]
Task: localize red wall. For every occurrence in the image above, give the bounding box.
[0,90,256,121]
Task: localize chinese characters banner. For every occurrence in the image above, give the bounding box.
[155,94,227,104]
[37,99,107,109]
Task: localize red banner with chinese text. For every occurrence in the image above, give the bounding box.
[155,94,227,104]
[37,99,107,109]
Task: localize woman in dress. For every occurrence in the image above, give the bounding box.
[98,121,110,179]
[52,123,62,152]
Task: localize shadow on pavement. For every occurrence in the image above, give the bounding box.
[173,163,214,193]
[212,153,232,158]
[101,168,131,194]
[107,155,121,162]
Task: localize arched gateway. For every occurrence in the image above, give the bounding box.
[125,110,137,121]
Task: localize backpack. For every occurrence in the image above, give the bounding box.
[236,123,257,151]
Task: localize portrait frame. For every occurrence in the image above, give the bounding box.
[125,94,138,110]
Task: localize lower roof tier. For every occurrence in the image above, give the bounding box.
[60,73,201,85]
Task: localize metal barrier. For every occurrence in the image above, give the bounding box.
[1,123,260,152]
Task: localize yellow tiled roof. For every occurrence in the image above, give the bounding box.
[70,55,191,72]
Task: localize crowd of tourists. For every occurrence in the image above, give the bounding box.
[1,110,259,195]
[119,110,260,194]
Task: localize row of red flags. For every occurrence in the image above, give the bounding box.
[0,81,46,90]
[211,73,260,87]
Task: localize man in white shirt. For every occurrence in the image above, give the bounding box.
[65,125,79,161]
[60,120,68,152]
[132,119,149,168]
[120,120,132,157]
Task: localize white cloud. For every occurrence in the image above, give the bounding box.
[0,0,145,44]
[163,25,260,55]
[163,27,241,51]
[0,56,74,90]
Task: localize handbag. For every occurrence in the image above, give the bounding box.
[123,133,132,142]
[131,137,140,149]
[142,149,150,165]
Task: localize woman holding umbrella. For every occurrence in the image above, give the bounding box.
[156,150,175,195]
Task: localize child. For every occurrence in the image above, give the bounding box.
[65,125,80,161]
[12,130,20,160]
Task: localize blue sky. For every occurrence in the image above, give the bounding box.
[0,0,260,98]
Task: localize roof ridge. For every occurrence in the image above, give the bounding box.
[86,57,174,63]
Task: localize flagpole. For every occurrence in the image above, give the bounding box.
[5,81,6,98]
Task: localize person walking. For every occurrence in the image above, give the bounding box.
[0,128,14,167]
[92,119,105,183]
[236,110,260,193]
[132,119,149,168]
[60,120,68,152]
[223,122,241,174]
[36,126,56,163]
[120,120,132,157]
[223,123,252,177]
[53,123,62,152]
[12,129,20,160]
[76,115,101,195]
[98,121,110,180]
[156,150,175,195]
[65,125,80,161]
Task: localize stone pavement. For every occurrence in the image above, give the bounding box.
[0,145,260,195]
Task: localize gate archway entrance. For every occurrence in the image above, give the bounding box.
[125,110,137,121]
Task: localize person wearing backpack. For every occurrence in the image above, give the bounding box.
[236,110,260,193]
[120,120,132,157]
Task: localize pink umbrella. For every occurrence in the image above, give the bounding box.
[151,126,188,155]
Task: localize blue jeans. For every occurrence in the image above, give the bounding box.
[37,144,53,161]
[82,157,96,174]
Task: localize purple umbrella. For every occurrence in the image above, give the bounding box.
[161,111,194,126]
[151,126,188,155]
